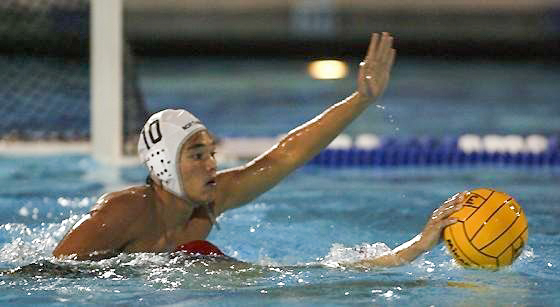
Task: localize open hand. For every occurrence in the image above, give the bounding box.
[416,192,466,251]
[357,32,396,103]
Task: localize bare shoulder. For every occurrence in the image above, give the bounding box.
[90,185,154,224]
[53,185,156,259]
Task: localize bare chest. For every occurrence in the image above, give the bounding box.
[123,214,214,253]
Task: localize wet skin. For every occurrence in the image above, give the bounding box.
[53,131,220,259]
[51,33,458,266]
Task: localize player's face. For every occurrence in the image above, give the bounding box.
[179,130,217,205]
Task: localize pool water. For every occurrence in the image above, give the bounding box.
[1,57,559,305]
[0,154,559,305]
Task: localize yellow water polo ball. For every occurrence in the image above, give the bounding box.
[443,188,529,269]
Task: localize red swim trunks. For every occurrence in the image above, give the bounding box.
[174,240,225,256]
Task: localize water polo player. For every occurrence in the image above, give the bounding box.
[53,33,462,265]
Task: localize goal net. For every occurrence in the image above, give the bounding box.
[0,0,147,154]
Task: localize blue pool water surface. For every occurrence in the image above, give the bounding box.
[0,155,559,305]
[1,58,560,305]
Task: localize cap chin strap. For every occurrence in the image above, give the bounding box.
[156,180,221,230]
[204,204,221,231]
[176,191,221,230]
[181,194,221,231]
[168,182,221,230]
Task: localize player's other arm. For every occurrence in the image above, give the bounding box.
[214,33,396,213]
[52,193,142,260]
[355,193,465,267]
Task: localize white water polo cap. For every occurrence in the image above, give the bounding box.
[138,109,207,199]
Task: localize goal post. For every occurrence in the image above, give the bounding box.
[91,0,123,164]
[0,0,148,159]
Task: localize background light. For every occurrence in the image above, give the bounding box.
[308,60,348,80]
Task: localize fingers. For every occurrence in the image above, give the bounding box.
[357,32,396,101]
[388,48,396,69]
[431,203,459,220]
[364,32,394,62]
[432,192,466,221]
[377,33,393,62]
[443,217,459,227]
[444,191,467,205]
[442,191,468,226]
[418,192,467,249]
[365,33,380,62]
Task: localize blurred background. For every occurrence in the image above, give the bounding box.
[125,0,559,59]
[2,0,559,58]
[0,0,558,158]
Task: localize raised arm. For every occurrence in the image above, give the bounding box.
[354,192,465,268]
[214,33,396,213]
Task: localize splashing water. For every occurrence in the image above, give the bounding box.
[319,242,392,268]
[0,215,82,268]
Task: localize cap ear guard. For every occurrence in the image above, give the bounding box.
[141,134,173,183]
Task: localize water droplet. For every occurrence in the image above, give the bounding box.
[58,197,70,207]
[19,207,29,217]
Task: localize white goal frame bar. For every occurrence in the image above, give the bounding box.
[91,0,124,164]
